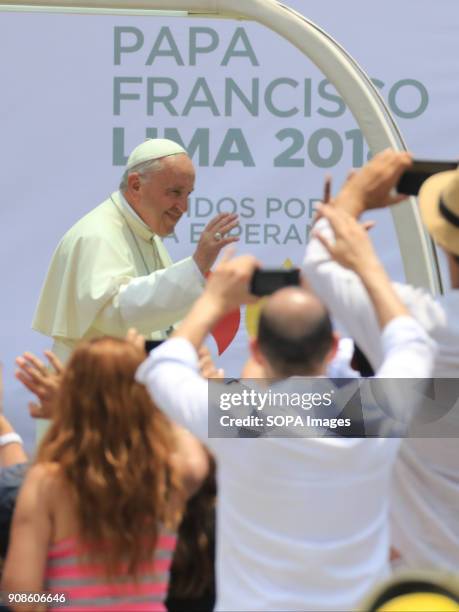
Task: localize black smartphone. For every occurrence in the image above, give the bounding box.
[397,159,458,195]
[250,268,300,296]
[145,339,164,352]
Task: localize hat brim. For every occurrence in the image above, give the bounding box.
[418,170,459,256]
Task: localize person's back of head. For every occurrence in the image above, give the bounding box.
[37,336,182,578]
[254,287,336,378]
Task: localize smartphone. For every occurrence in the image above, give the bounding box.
[397,160,458,195]
[250,268,300,296]
[145,339,164,352]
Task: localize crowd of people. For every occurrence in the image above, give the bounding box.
[0,141,458,611]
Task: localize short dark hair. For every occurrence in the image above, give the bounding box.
[257,308,333,377]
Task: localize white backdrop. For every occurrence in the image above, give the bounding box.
[1,0,459,448]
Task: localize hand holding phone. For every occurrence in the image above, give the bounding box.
[250,269,300,296]
[397,159,458,195]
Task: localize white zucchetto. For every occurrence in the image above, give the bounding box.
[126,138,187,171]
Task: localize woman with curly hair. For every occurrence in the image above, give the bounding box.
[2,336,208,611]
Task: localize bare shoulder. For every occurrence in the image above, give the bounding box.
[170,426,210,498]
[18,462,64,508]
[25,462,60,484]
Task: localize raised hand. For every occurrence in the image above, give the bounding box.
[15,351,63,419]
[204,252,260,314]
[335,149,413,216]
[193,212,240,274]
[173,252,259,350]
[313,205,380,276]
[313,204,410,328]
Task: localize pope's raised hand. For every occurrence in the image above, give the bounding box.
[193,212,239,275]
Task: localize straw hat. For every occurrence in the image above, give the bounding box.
[419,168,459,256]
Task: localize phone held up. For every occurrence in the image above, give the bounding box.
[397,159,458,196]
[250,268,301,297]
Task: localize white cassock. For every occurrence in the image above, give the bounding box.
[33,191,205,363]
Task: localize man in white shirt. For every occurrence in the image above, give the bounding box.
[136,216,435,611]
[33,138,238,363]
[303,149,459,571]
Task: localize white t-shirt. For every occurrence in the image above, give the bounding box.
[304,218,459,571]
[137,316,434,611]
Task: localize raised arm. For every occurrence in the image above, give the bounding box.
[313,205,407,328]
[311,205,435,378]
[331,148,412,218]
[303,150,414,368]
[136,255,259,444]
[15,351,62,420]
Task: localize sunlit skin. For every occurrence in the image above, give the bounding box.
[125,153,195,237]
[248,288,339,379]
[122,152,240,274]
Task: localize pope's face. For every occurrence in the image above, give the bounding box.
[133,154,195,236]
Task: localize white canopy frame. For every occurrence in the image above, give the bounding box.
[1,0,442,292]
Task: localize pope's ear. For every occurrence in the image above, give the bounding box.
[127,172,142,193]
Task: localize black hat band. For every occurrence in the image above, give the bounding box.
[439,197,459,228]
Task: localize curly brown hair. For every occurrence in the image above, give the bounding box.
[37,337,183,578]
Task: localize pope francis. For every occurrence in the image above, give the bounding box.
[32,138,238,362]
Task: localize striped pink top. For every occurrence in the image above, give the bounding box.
[44,532,176,611]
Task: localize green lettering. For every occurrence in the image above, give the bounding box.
[182,78,220,116]
[308,128,343,168]
[146,27,184,65]
[221,27,259,66]
[225,78,259,116]
[113,77,142,115]
[265,79,299,118]
[114,27,143,65]
[214,129,255,167]
[189,27,219,65]
[317,80,346,118]
[147,78,179,116]
[389,79,429,119]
